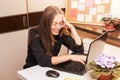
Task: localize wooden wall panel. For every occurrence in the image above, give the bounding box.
[0,14,28,33]
[0,8,65,33]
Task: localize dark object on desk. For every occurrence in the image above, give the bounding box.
[46,70,60,78]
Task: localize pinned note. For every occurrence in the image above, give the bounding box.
[89,7,96,15]
[97,5,105,13]
[77,14,84,21]
[71,0,78,8]
[70,9,78,18]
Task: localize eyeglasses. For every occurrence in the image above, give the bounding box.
[52,20,65,28]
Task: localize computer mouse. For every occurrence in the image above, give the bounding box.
[46,70,60,78]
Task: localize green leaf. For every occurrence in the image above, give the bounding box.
[91,71,101,79]
[86,61,100,71]
[116,67,120,70]
[86,64,92,71]
[112,70,120,77]
[115,62,120,66]
[102,70,112,76]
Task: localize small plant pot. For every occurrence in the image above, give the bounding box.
[97,74,113,80]
[104,23,115,31]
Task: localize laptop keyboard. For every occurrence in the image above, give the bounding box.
[51,61,87,75]
[51,38,92,75]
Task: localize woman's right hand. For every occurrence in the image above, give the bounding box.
[62,16,75,30]
[69,55,86,65]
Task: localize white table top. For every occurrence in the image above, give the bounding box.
[17,43,120,80]
[17,65,92,80]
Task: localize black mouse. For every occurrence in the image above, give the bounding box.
[46,70,60,78]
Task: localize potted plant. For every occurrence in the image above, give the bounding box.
[100,14,120,31]
[86,54,120,80]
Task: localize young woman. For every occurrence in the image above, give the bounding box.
[23,6,86,69]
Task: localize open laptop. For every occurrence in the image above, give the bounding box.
[51,31,109,75]
[85,31,108,65]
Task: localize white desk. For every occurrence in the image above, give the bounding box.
[17,43,120,80]
[17,65,92,80]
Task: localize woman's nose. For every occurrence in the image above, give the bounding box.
[56,25,61,29]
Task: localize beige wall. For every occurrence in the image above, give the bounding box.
[0,0,27,17]
[27,0,66,12]
[0,30,28,80]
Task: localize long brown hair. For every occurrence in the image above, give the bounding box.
[38,6,70,55]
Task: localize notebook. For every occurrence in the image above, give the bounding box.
[85,31,108,65]
[52,31,108,75]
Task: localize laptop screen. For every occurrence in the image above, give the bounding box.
[85,31,108,64]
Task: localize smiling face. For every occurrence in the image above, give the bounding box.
[51,14,65,35]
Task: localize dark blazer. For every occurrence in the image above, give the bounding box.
[23,27,84,69]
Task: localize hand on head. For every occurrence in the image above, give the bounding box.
[62,16,75,30]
